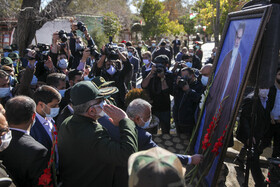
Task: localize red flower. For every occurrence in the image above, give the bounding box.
[38,168,52,185]
[211,125,228,156]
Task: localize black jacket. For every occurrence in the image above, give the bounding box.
[95,59,132,109]
[146,72,175,112]
[173,79,204,125]
[0,130,48,187]
[236,93,270,144]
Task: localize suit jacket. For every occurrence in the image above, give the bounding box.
[0,130,48,187]
[30,116,53,159]
[58,115,138,187]
[236,93,270,144]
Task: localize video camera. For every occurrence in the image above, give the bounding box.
[103,36,119,60]
[26,43,50,62]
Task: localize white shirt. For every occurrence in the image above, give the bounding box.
[271,86,280,120]
[36,113,55,141]
[9,128,30,135]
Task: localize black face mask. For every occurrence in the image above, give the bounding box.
[276,78,280,84]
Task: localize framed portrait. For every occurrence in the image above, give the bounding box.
[188,5,273,187]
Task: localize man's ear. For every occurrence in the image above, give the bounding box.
[31,112,36,122]
[87,106,96,116]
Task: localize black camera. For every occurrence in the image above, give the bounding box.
[178,76,190,88]
[103,36,119,60]
[77,21,86,32]
[32,43,50,62]
[155,64,165,74]
[89,45,100,59]
[58,30,71,43]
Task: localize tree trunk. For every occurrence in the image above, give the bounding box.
[214,0,220,47]
[16,0,72,56]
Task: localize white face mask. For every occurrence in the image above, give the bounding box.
[201,75,209,86]
[0,131,12,152]
[143,59,150,65]
[58,59,68,69]
[106,65,117,75]
[259,89,269,98]
[189,53,194,56]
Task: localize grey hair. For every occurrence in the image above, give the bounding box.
[73,100,96,115]
[126,99,151,119]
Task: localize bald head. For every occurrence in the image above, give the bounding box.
[200,64,213,77]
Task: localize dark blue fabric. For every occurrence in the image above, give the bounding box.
[30,116,53,158]
[99,115,189,165]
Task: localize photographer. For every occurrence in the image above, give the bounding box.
[50,32,74,71]
[173,67,204,136]
[21,48,58,83]
[141,55,174,134]
[69,22,96,69]
[95,45,132,109]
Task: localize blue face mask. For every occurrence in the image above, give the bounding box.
[0,87,10,98]
[59,89,66,98]
[3,52,9,57]
[128,52,133,57]
[186,62,192,68]
[140,116,152,129]
[84,75,94,81]
[31,75,38,85]
[201,75,209,86]
[44,104,60,118]
[106,65,117,75]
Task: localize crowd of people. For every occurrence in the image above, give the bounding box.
[0,21,208,187]
[0,20,278,187]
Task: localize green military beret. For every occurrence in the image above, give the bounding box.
[70,81,117,106]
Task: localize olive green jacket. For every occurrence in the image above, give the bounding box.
[58,114,138,187]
